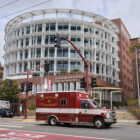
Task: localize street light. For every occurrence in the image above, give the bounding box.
[135,48,140,108]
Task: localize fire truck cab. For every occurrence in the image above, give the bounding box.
[36,91,116,129]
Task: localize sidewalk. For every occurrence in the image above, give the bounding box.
[3,116,140,126]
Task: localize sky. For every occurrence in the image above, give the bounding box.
[0,0,140,65]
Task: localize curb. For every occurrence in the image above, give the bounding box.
[3,118,36,122]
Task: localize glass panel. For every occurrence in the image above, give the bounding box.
[50,35,55,44]
[25,49,28,59]
[57,61,62,71]
[46,23,49,31]
[63,61,68,71]
[26,26,30,34]
[45,48,48,57]
[63,48,68,57]
[49,48,54,57]
[38,24,42,32]
[45,35,49,44]
[50,23,56,31]
[36,48,41,58]
[24,62,28,72]
[36,61,40,71]
[57,48,62,57]
[26,38,29,46]
[37,36,42,45]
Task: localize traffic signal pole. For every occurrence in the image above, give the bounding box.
[62,36,89,93]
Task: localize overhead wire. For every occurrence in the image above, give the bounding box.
[0,0,53,20]
[0,0,20,9]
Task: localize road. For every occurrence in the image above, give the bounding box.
[0,118,140,140]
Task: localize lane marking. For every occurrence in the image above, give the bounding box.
[0,125,23,128]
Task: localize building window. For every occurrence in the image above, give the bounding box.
[25,49,28,59]
[26,38,29,46]
[60,99,67,106]
[45,48,48,57]
[45,35,49,44]
[24,62,28,72]
[46,23,56,31]
[74,82,76,90]
[62,83,64,91]
[57,48,62,57]
[19,63,22,72]
[50,35,55,44]
[36,61,40,71]
[56,84,58,91]
[21,28,24,35]
[70,62,75,71]
[84,50,88,59]
[96,52,100,60]
[37,36,42,45]
[71,24,81,32]
[58,23,69,31]
[84,26,89,33]
[50,23,56,31]
[49,61,54,71]
[20,51,23,60]
[49,48,54,57]
[38,24,42,32]
[84,38,89,46]
[96,64,100,74]
[26,26,30,34]
[57,61,68,71]
[36,48,41,58]
[31,48,35,58]
[20,39,23,47]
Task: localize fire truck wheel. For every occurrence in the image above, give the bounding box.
[94,117,105,129]
[49,117,58,126]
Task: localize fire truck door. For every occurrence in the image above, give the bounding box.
[78,100,93,122]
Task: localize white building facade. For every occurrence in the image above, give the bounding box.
[4,9,120,86]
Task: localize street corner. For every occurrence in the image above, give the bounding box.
[0,130,114,140]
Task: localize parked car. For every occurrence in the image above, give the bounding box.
[0,108,14,118]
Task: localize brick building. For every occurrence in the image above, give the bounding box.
[130,37,140,99]
[112,19,134,101]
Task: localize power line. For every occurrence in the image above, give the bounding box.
[0,0,20,9]
[0,0,53,20]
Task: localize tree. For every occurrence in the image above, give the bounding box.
[0,79,20,103]
[71,68,80,74]
[129,43,140,52]
[60,68,67,75]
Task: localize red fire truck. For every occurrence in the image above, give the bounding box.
[36,91,116,129]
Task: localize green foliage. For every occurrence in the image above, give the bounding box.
[129,43,140,52]
[0,79,20,103]
[28,95,36,110]
[60,68,67,74]
[71,68,80,74]
[127,99,138,107]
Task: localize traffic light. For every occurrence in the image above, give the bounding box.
[28,82,32,91]
[21,82,25,92]
[44,62,50,73]
[9,80,13,87]
[54,34,61,48]
[91,77,96,88]
[80,77,86,88]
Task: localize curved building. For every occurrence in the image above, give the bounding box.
[4,9,120,86]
